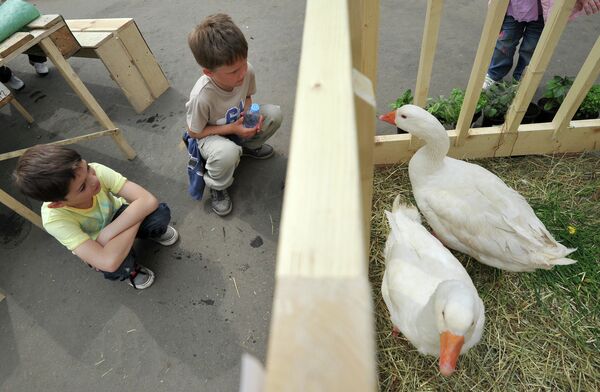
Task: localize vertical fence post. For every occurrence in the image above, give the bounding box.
[414,0,444,108]
[552,36,600,138]
[349,0,379,251]
[455,0,509,146]
[264,0,377,390]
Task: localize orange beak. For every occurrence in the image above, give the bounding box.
[439,331,465,377]
[379,110,396,126]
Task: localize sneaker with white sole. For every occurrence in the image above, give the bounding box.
[211,188,232,216]
[31,61,49,77]
[6,75,25,91]
[128,265,155,290]
[151,225,179,246]
[482,74,497,90]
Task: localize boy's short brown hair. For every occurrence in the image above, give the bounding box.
[188,13,248,70]
[14,144,82,202]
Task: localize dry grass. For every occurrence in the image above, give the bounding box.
[369,153,600,392]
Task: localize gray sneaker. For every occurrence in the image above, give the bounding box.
[128,265,155,290]
[151,225,179,246]
[242,144,274,159]
[211,188,232,216]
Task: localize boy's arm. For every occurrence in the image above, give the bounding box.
[95,181,158,246]
[73,223,141,272]
[188,95,263,139]
[187,117,259,140]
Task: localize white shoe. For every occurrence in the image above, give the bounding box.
[6,75,25,91]
[151,225,179,246]
[31,62,49,76]
[482,74,496,90]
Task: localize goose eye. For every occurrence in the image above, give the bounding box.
[400,114,407,119]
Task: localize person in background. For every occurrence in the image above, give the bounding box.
[483,0,599,90]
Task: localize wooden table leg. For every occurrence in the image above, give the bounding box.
[9,97,34,123]
[0,188,43,229]
[38,37,137,160]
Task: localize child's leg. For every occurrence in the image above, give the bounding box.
[137,202,172,239]
[199,135,242,190]
[513,16,544,81]
[241,104,283,150]
[102,249,136,281]
[0,66,12,83]
[487,15,526,81]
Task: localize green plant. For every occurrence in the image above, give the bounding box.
[576,84,600,119]
[482,80,518,120]
[541,75,574,111]
[425,94,451,125]
[425,88,487,128]
[390,89,414,110]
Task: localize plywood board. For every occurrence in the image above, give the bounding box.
[118,23,169,99]
[66,18,132,32]
[71,31,112,49]
[95,36,154,113]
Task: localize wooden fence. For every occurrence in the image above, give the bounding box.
[264,0,598,390]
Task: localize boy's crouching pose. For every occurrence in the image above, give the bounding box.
[14,145,179,290]
[185,13,282,216]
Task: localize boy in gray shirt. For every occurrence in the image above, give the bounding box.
[185,13,282,216]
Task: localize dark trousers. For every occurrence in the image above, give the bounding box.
[0,55,47,83]
[487,14,544,82]
[102,203,171,281]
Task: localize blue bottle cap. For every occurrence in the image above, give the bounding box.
[250,103,260,112]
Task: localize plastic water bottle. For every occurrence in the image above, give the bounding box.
[243,103,260,128]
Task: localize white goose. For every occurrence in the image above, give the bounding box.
[380,105,577,272]
[382,197,485,376]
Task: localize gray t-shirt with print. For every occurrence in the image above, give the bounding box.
[185,63,256,133]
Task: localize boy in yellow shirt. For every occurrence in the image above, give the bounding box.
[14,145,179,289]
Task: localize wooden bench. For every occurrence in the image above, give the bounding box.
[0,82,34,123]
[65,18,169,113]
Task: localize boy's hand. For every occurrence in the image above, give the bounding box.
[234,115,259,139]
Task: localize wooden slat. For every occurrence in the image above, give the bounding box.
[455,0,509,146]
[0,129,120,162]
[26,15,62,29]
[414,0,444,107]
[264,0,376,390]
[349,0,379,89]
[66,18,133,32]
[95,36,155,113]
[353,69,377,251]
[10,98,34,124]
[72,31,113,49]
[373,119,600,165]
[0,32,34,58]
[552,36,600,138]
[117,23,169,99]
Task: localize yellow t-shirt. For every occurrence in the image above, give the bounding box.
[42,163,127,251]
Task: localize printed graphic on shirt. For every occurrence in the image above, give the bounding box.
[216,100,244,125]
